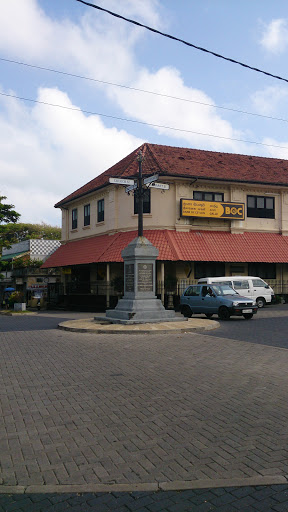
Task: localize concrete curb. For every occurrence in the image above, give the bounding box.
[0,311,37,316]
[0,475,287,494]
[58,317,219,334]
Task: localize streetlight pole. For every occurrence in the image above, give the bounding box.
[136,150,144,237]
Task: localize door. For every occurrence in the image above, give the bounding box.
[252,279,271,302]
[200,286,218,313]
[183,285,202,312]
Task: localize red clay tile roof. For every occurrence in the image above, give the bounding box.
[55,143,288,207]
[42,230,288,267]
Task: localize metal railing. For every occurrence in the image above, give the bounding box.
[12,267,60,277]
[66,280,118,296]
[60,278,288,298]
[265,280,288,296]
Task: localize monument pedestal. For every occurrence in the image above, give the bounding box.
[104,236,178,324]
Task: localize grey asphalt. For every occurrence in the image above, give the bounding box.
[1,307,288,510]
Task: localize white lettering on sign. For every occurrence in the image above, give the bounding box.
[109,177,135,186]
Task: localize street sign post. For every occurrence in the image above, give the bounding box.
[109,177,135,186]
[150,182,170,190]
[143,173,159,185]
[125,183,137,193]
[109,165,169,237]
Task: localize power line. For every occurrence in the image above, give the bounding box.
[1,90,288,151]
[76,0,288,85]
[1,56,288,124]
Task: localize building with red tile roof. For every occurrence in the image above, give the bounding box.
[43,143,288,309]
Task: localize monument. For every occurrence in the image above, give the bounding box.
[105,235,177,324]
[102,150,180,324]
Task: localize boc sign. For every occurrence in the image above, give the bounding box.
[180,199,245,220]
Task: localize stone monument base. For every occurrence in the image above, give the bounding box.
[96,235,185,325]
[103,296,180,324]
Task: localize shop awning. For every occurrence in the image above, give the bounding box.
[41,230,288,268]
[1,251,29,261]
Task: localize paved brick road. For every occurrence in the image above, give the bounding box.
[1,312,288,509]
[1,485,288,511]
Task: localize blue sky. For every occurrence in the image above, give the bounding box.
[1,0,288,226]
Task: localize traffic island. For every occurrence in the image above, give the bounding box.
[58,317,219,334]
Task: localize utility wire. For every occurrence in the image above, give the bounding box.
[76,0,288,85]
[1,56,288,124]
[1,90,288,151]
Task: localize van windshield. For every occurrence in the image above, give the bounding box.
[212,285,238,296]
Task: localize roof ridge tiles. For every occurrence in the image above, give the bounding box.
[55,143,288,208]
[144,143,164,175]
[164,230,183,260]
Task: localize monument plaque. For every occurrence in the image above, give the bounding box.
[138,263,153,292]
[125,263,134,292]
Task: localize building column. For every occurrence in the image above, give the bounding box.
[106,263,110,308]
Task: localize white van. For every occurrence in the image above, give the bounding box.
[197,276,274,308]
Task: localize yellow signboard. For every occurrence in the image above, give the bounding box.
[62,267,72,274]
[180,199,245,220]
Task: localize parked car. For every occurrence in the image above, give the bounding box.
[180,284,258,320]
[197,276,274,308]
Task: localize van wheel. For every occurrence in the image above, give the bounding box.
[182,306,192,318]
[205,313,213,319]
[256,297,266,308]
[218,306,230,320]
[243,313,253,320]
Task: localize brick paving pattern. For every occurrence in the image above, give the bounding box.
[1,314,288,488]
[1,485,288,511]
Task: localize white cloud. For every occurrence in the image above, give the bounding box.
[259,18,288,54]
[108,66,247,152]
[261,137,288,159]
[0,0,247,154]
[0,87,143,225]
[96,0,163,28]
[250,86,288,115]
[0,0,161,84]
[1,0,278,227]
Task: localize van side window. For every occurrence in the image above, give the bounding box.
[252,279,265,287]
[233,280,249,289]
[213,280,232,287]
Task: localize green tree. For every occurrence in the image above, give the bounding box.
[2,222,61,244]
[0,196,20,225]
[0,196,21,251]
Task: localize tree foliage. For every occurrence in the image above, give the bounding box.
[0,197,61,252]
[2,222,61,244]
[0,196,20,225]
[0,196,21,251]
[12,257,43,269]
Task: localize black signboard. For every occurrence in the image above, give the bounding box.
[125,263,135,292]
[138,263,153,292]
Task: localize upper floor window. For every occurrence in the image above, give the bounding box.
[72,208,78,229]
[97,199,104,222]
[134,189,151,214]
[84,204,90,226]
[247,195,275,219]
[194,262,225,279]
[193,191,224,202]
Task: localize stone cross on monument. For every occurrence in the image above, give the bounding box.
[105,150,177,324]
